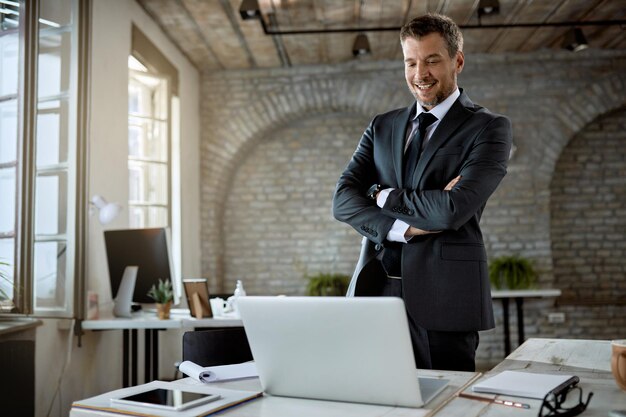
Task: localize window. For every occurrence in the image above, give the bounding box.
[127,25,180,294]
[0,0,19,311]
[128,59,169,228]
[0,0,88,316]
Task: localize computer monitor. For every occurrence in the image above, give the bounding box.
[104,227,179,307]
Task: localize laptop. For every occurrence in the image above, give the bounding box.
[237,296,448,408]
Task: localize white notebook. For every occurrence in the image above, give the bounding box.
[472,371,577,399]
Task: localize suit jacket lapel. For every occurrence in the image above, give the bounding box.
[410,92,474,185]
[391,103,414,187]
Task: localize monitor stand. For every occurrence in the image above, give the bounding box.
[113,266,138,318]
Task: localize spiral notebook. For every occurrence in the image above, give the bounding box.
[472,371,578,399]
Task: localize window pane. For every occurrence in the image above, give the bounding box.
[0,239,14,305]
[34,241,67,309]
[129,74,166,119]
[38,30,71,98]
[0,99,17,164]
[147,206,168,228]
[0,167,16,233]
[128,117,167,161]
[128,206,168,229]
[129,206,146,229]
[39,0,72,27]
[0,1,19,33]
[128,82,143,115]
[0,33,19,96]
[35,171,68,235]
[36,99,69,166]
[128,58,169,230]
[128,161,167,204]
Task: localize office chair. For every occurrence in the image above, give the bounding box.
[181,327,253,368]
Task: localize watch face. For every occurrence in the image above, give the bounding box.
[367,184,380,199]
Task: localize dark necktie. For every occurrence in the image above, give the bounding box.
[403,112,438,185]
[381,112,437,278]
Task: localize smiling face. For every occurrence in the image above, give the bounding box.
[402,32,464,110]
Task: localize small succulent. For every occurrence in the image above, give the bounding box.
[147,278,174,304]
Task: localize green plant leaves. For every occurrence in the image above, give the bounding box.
[147,278,174,303]
[306,273,350,296]
[488,255,537,290]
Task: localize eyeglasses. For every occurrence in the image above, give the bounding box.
[538,385,594,417]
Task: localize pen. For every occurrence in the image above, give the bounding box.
[458,392,531,409]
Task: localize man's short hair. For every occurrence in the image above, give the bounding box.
[400,13,463,57]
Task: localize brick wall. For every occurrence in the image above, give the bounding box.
[551,107,626,302]
[200,50,626,362]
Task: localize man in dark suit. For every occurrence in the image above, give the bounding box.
[332,13,512,371]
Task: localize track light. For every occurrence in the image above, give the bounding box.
[562,27,588,52]
[478,0,500,16]
[239,0,261,20]
[352,34,371,57]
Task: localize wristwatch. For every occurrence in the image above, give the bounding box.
[366,184,381,200]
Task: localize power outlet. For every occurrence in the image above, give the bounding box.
[548,312,566,324]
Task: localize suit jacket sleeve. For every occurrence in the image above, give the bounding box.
[382,115,512,231]
[332,117,396,244]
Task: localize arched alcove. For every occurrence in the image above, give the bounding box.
[550,106,626,303]
[221,112,370,294]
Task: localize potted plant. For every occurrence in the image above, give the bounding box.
[306,273,350,296]
[489,255,537,290]
[147,278,174,319]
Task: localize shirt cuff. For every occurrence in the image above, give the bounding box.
[386,220,410,243]
[376,188,393,208]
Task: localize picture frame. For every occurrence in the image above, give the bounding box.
[182,278,212,319]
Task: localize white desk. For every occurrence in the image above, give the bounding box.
[491,289,561,355]
[70,368,479,417]
[70,338,626,417]
[81,312,242,387]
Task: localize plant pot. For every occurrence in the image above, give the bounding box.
[156,302,172,320]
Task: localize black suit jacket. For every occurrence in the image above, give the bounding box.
[332,90,512,332]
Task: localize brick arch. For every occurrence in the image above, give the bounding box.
[543,72,626,182]
[201,75,410,290]
[545,72,626,296]
[549,105,626,302]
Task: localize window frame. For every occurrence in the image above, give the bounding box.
[127,67,171,229]
[1,0,90,319]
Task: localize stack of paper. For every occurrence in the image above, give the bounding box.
[178,361,258,383]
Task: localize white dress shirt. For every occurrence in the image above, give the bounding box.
[377,88,461,242]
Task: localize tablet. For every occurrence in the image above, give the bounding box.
[110,388,221,411]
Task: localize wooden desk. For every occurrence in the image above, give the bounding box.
[445,338,626,417]
[491,289,561,355]
[81,312,242,387]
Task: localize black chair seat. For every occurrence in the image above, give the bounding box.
[182,327,253,367]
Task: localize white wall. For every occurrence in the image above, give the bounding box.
[35,1,201,415]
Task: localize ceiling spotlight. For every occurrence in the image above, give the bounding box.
[239,0,261,20]
[562,27,589,52]
[478,0,500,16]
[352,34,371,57]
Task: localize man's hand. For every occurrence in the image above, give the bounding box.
[404,175,462,238]
[405,226,441,237]
[444,175,462,191]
